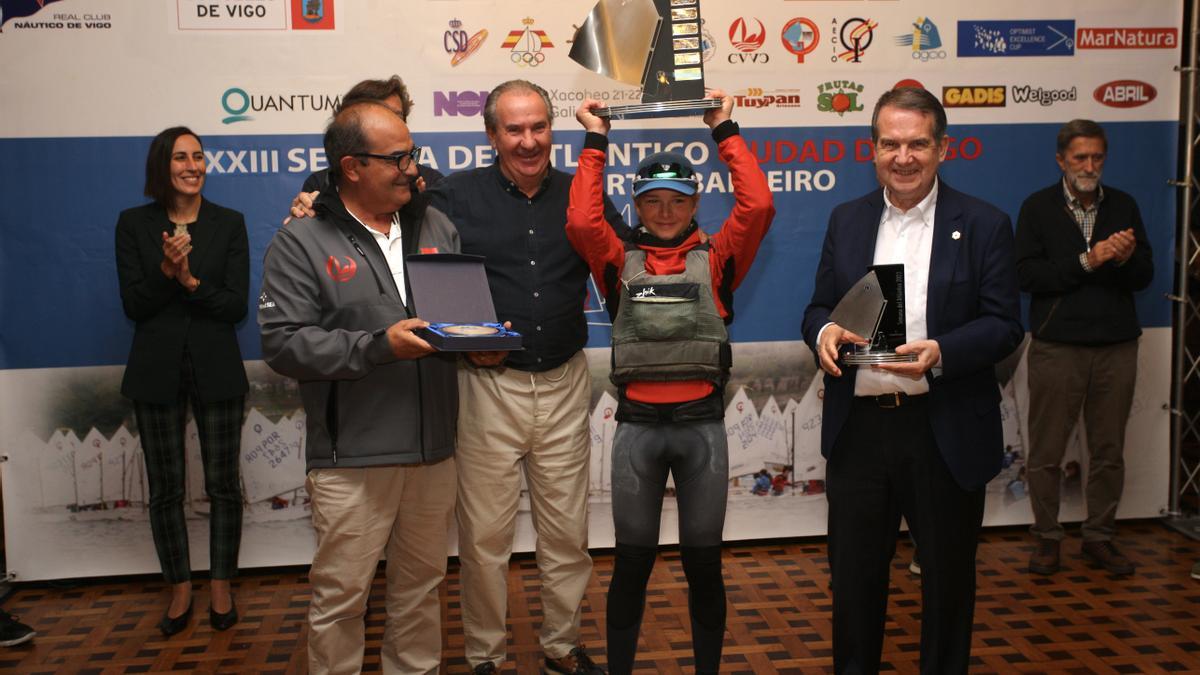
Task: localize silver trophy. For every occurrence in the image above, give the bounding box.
[829,264,917,365]
[569,0,722,119]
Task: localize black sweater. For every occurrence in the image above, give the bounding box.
[1014,181,1153,345]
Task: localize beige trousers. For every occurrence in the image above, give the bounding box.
[306,457,456,675]
[456,351,594,667]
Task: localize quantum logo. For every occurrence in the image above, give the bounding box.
[433,90,488,117]
[222,87,252,124]
[326,256,357,282]
[781,17,820,63]
[1094,80,1157,108]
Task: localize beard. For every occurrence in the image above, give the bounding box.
[1068,170,1100,195]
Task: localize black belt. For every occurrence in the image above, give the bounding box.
[856,392,927,409]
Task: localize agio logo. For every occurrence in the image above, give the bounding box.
[816,80,864,115]
[445,18,487,66]
[502,16,553,68]
[291,0,333,30]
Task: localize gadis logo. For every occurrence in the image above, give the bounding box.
[326,256,357,282]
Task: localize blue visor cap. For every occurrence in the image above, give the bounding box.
[633,151,700,197]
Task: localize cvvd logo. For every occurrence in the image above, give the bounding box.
[326,256,357,282]
[221,87,252,124]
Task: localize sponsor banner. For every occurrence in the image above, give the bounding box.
[175,0,286,31]
[1077,27,1178,49]
[957,20,1076,57]
[0,0,1183,579]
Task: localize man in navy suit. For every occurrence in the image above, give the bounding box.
[802,87,1022,673]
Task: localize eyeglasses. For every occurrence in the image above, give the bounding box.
[354,147,423,171]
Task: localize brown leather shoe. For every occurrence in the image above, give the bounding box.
[1029,538,1060,575]
[1082,540,1135,575]
[543,646,605,675]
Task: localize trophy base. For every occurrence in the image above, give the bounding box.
[595,98,723,120]
[841,351,918,365]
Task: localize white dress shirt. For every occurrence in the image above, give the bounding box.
[853,180,938,396]
[347,210,407,304]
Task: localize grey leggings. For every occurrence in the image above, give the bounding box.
[607,420,729,675]
[610,420,729,546]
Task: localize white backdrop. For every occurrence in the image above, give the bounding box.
[0,0,1180,580]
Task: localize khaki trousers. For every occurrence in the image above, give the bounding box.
[456,351,593,667]
[306,457,456,675]
[1026,338,1138,542]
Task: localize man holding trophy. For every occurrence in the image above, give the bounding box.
[802,87,1023,672]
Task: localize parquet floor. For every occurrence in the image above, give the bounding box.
[1,520,1198,673]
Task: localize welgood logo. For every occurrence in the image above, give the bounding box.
[291,0,333,30]
[895,17,946,61]
[445,18,488,66]
[816,80,864,115]
[1077,27,1177,49]
[433,90,489,117]
[733,88,801,109]
[781,17,819,63]
[1011,85,1076,106]
[502,16,552,67]
[957,20,1075,57]
[326,256,357,283]
[1094,80,1157,108]
[942,86,1006,108]
[832,17,876,63]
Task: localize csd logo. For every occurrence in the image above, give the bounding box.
[326,256,357,282]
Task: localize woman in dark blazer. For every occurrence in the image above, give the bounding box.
[115,126,249,636]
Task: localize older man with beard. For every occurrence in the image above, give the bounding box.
[1016,119,1154,577]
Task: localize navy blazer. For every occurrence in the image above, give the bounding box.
[801,181,1023,490]
[116,198,250,404]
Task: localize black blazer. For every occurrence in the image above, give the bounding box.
[802,182,1024,490]
[116,198,250,404]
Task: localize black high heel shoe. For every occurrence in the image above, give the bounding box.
[158,601,193,637]
[209,600,238,631]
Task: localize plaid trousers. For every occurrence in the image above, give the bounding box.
[133,354,245,583]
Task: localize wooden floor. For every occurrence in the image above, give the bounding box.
[2,520,1199,673]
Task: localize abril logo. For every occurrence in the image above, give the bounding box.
[221,87,252,124]
[326,256,357,282]
[433,90,488,117]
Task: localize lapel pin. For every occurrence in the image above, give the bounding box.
[951,230,961,240]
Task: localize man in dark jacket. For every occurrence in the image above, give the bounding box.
[1016,119,1154,577]
[259,101,460,674]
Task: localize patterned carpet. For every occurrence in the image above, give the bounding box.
[1,520,1198,673]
